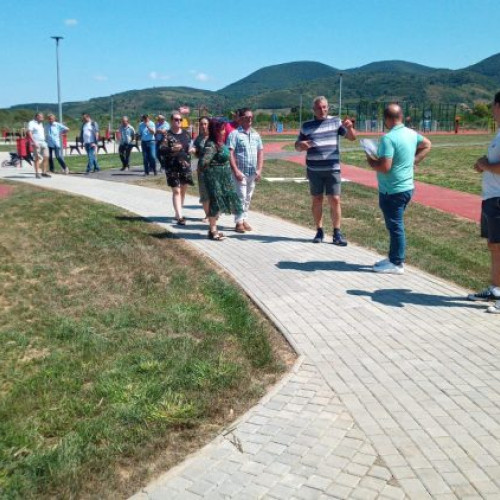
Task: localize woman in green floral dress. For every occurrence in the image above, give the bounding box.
[199,119,243,240]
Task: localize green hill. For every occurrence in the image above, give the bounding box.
[349,60,436,75]
[465,53,500,84]
[2,53,500,128]
[220,61,339,98]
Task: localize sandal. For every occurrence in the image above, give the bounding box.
[176,217,186,226]
[208,230,226,241]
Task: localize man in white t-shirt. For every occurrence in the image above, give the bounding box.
[79,113,100,173]
[27,112,50,178]
[468,91,500,313]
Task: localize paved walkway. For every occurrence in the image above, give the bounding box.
[1,163,500,499]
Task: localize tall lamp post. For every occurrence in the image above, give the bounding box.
[338,73,343,118]
[51,36,63,123]
[299,93,303,129]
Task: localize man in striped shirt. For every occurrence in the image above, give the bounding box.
[295,96,356,245]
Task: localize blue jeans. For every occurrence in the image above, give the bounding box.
[49,146,67,172]
[84,144,100,172]
[379,190,413,265]
[141,141,156,175]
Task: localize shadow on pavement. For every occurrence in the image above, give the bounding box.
[277,260,373,272]
[150,232,176,240]
[347,288,485,308]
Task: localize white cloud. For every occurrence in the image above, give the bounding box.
[64,19,78,26]
[93,75,108,81]
[149,71,170,81]
[195,72,209,82]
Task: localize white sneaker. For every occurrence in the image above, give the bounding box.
[486,300,500,314]
[374,258,390,268]
[373,260,404,274]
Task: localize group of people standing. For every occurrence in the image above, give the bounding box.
[26,112,70,178]
[24,92,500,314]
[116,108,263,240]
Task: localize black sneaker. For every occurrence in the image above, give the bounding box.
[332,230,347,246]
[312,228,324,243]
[467,286,500,302]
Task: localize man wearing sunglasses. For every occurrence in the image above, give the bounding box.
[228,108,264,233]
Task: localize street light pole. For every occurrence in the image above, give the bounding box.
[339,73,343,118]
[299,93,303,129]
[51,36,63,123]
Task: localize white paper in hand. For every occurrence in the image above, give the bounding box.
[360,138,378,159]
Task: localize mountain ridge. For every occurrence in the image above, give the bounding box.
[3,53,500,121]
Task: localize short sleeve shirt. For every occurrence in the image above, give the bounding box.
[119,124,135,145]
[376,124,423,195]
[45,122,68,148]
[28,120,46,143]
[155,121,170,142]
[138,121,155,141]
[483,131,500,200]
[298,116,347,172]
[228,127,263,176]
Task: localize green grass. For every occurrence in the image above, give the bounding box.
[251,159,489,292]
[63,151,143,173]
[0,183,292,499]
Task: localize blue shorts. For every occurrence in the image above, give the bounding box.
[307,169,341,196]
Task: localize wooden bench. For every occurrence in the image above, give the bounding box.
[69,137,84,155]
[96,138,108,154]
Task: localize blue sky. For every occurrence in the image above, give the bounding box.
[0,0,499,108]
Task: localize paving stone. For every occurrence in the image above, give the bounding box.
[379,484,406,499]
[324,482,353,499]
[367,465,392,481]
[267,483,296,500]
[304,474,333,491]
[349,487,379,500]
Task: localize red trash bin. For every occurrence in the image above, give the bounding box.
[62,133,68,148]
[16,137,28,156]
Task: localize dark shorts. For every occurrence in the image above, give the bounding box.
[166,170,194,188]
[307,169,341,196]
[481,197,500,243]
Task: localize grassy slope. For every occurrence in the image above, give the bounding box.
[0,183,293,499]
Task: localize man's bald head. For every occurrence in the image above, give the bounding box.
[384,104,403,121]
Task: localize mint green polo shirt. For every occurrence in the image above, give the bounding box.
[376,124,423,195]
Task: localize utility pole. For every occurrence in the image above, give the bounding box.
[299,93,303,129]
[51,36,64,122]
[339,73,343,118]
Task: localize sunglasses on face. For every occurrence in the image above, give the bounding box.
[173,118,182,122]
